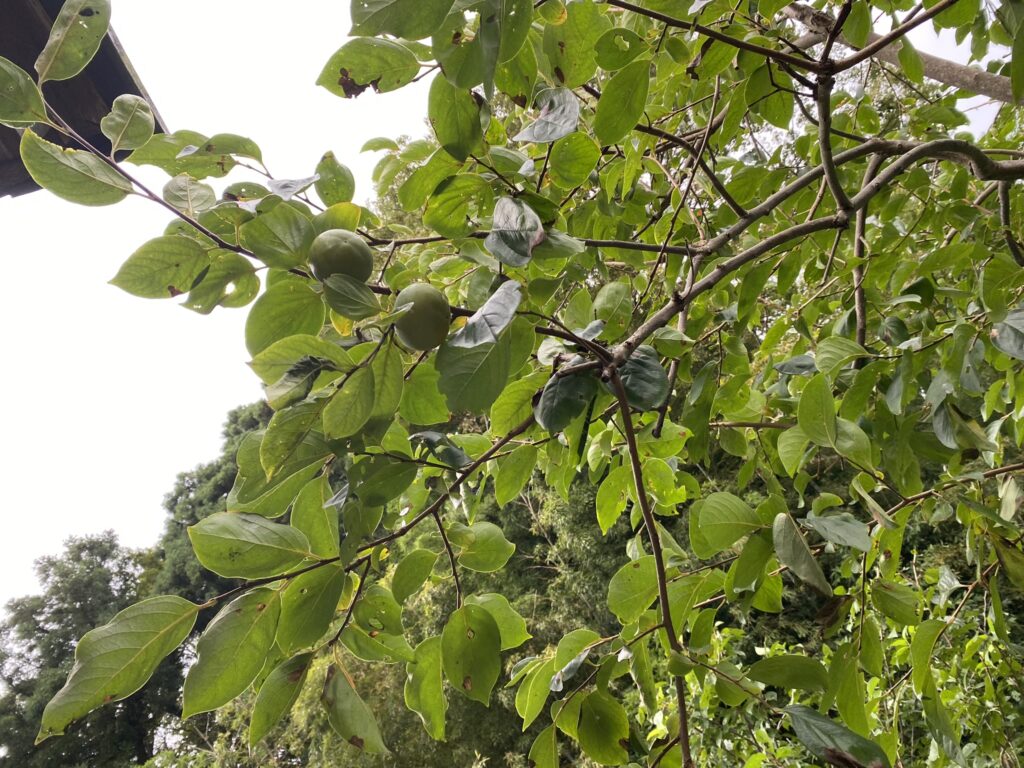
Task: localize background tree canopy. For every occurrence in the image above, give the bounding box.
[2,0,1024,766]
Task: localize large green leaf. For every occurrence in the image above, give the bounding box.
[317,38,419,98]
[405,636,447,740]
[0,56,46,125]
[607,555,658,624]
[549,131,600,188]
[797,374,837,447]
[699,492,763,554]
[37,596,198,742]
[188,512,313,579]
[436,333,512,413]
[322,664,389,753]
[484,198,544,267]
[182,588,282,718]
[593,58,650,146]
[786,705,891,768]
[109,235,209,299]
[350,0,456,40]
[20,128,132,205]
[513,88,580,143]
[441,604,502,705]
[748,655,828,692]
[101,94,155,153]
[249,653,313,745]
[465,593,530,650]
[392,549,439,604]
[428,75,484,161]
[35,0,111,83]
[277,563,346,653]
[244,281,326,356]
[772,512,832,596]
[448,521,516,572]
[516,658,555,729]
[578,691,629,766]
[239,202,315,269]
[535,370,598,432]
[541,0,611,87]
[290,476,340,558]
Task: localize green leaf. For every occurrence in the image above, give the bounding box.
[449,521,516,572]
[528,725,559,767]
[245,281,325,356]
[465,593,531,650]
[513,88,580,143]
[322,273,381,320]
[777,425,810,477]
[542,0,611,87]
[100,94,155,154]
[322,664,389,753]
[183,250,259,314]
[595,27,649,70]
[441,604,502,704]
[578,691,629,765]
[786,705,891,768]
[0,56,46,125]
[323,367,376,439]
[428,75,484,162]
[700,492,763,554]
[317,38,419,98]
[594,281,632,341]
[405,636,447,740]
[20,128,132,205]
[995,538,1024,589]
[250,334,354,385]
[249,653,313,745]
[607,555,658,624]
[35,0,111,83]
[239,203,315,269]
[871,579,921,625]
[290,476,339,558]
[748,655,828,692]
[897,39,924,84]
[536,371,598,432]
[490,369,548,434]
[516,658,555,729]
[495,444,538,506]
[401,361,451,425]
[772,512,832,595]
[351,0,456,39]
[109,235,209,299]
[613,345,669,411]
[549,131,601,188]
[188,512,313,579]
[803,512,871,552]
[844,0,871,47]
[909,619,945,696]
[593,58,650,146]
[182,587,282,718]
[260,400,325,478]
[834,418,874,470]
[37,596,198,743]
[596,464,631,534]
[423,173,493,237]
[228,431,330,517]
[1014,21,1024,103]
[436,333,512,413]
[798,373,837,447]
[315,151,356,205]
[277,563,346,653]
[815,336,866,379]
[392,549,439,604]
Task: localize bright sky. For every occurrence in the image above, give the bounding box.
[0,6,1002,607]
[0,1,430,605]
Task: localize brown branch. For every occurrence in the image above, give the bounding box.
[607,370,693,768]
[998,181,1024,267]
[833,0,963,72]
[433,510,463,609]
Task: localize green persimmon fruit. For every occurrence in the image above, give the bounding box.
[394,283,451,351]
[308,229,374,283]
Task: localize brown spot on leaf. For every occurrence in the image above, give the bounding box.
[466,627,475,639]
[337,68,369,99]
[256,602,267,612]
[452,30,463,44]
[554,66,565,83]
[287,668,305,683]
[167,286,183,297]
[512,94,527,108]
[349,736,365,750]
[79,6,96,15]
[462,676,473,691]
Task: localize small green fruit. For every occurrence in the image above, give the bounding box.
[394,283,451,351]
[308,229,373,283]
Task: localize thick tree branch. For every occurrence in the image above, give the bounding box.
[785,2,1019,104]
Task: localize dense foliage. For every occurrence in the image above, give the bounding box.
[4,0,1024,765]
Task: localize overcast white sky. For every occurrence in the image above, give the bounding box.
[0,6,1001,607]
[0,1,430,605]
